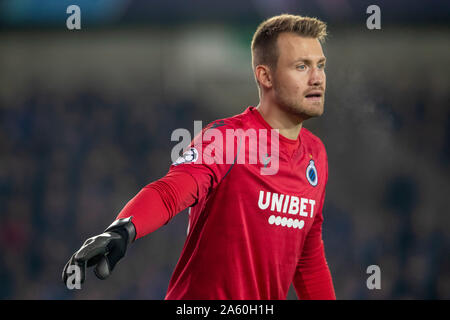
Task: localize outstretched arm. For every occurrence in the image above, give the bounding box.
[62,120,233,287]
[62,170,198,285]
[116,170,198,240]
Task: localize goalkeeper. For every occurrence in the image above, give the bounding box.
[63,14,336,300]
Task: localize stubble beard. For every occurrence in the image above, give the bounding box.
[273,84,325,121]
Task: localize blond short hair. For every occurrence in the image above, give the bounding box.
[251,14,328,71]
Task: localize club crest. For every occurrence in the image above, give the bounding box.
[306,159,318,187]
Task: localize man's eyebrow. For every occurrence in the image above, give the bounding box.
[293,57,327,64]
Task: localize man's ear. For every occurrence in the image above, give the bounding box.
[255,65,273,90]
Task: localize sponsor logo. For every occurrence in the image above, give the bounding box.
[258,190,316,229]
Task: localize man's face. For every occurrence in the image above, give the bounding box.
[272,33,326,119]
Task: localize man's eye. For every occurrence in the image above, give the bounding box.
[318,63,325,69]
[296,65,306,70]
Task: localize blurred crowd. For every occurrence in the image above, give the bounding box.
[0,26,449,299]
[0,86,219,299]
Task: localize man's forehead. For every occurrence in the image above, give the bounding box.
[276,33,325,61]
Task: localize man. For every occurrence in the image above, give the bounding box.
[62,14,336,300]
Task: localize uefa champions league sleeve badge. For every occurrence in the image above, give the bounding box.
[306,159,318,187]
[173,147,199,166]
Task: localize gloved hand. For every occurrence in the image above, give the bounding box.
[62,217,136,288]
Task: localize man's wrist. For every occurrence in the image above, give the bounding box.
[105,216,136,245]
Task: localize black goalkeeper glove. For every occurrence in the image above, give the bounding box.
[62,217,136,287]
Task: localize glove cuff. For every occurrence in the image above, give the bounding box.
[104,216,136,245]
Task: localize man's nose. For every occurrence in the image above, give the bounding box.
[308,67,324,87]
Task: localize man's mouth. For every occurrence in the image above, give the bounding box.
[304,91,323,101]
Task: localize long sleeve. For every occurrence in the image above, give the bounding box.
[292,158,335,300]
[292,214,336,299]
[115,170,198,240]
[115,119,237,241]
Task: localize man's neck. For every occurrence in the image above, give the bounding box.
[255,101,303,140]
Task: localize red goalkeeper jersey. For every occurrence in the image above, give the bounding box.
[163,106,334,299]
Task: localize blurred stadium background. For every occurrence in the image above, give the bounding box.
[0,0,449,299]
